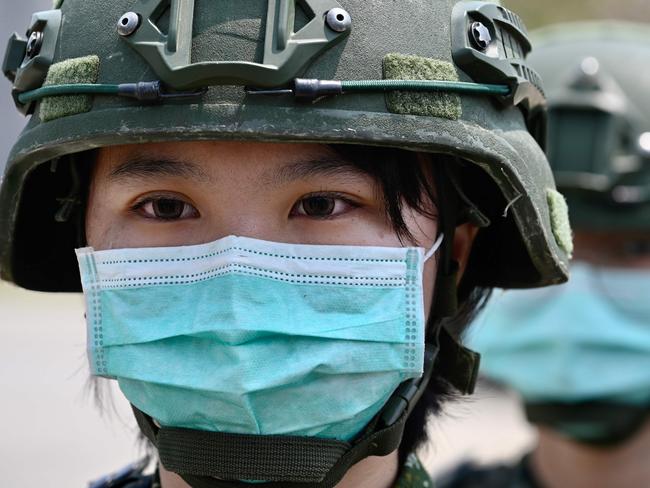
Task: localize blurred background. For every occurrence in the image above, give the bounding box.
[0,1,647,486]
[505,0,650,29]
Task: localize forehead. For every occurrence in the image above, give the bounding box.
[93,141,372,187]
[96,141,330,172]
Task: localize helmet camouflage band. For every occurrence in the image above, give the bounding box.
[1,0,570,292]
[528,22,650,231]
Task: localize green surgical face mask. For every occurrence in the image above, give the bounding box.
[76,234,443,442]
[469,262,650,445]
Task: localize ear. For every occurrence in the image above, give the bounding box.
[453,222,479,283]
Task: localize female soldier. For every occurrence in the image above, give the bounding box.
[0,1,570,487]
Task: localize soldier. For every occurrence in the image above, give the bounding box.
[438,21,650,488]
[1,1,570,487]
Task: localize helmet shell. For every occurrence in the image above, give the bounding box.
[0,0,570,291]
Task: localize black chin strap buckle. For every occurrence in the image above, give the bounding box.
[437,327,481,395]
[380,345,438,427]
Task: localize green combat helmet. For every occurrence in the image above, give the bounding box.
[1,1,570,487]
[528,22,650,231]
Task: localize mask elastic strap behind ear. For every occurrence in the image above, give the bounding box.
[424,233,445,262]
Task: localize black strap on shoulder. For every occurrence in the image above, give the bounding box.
[131,346,438,488]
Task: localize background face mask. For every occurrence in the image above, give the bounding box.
[467,262,650,405]
[77,235,441,441]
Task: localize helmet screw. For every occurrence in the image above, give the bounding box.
[25,30,44,59]
[326,8,352,33]
[469,21,492,51]
[117,12,141,37]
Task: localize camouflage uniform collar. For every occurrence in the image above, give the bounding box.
[394,453,434,488]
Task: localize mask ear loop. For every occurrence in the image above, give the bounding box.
[424,233,445,262]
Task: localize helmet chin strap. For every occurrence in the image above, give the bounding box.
[132,346,438,488]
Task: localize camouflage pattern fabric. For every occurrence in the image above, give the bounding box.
[393,453,435,488]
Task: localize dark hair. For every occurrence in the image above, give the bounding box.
[328,145,494,462]
[328,145,438,243]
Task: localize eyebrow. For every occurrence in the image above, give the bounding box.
[265,155,371,186]
[107,152,371,187]
[108,156,212,183]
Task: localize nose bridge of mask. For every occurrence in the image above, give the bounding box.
[77,235,444,350]
[77,236,427,344]
[75,235,436,441]
[80,235,418,284]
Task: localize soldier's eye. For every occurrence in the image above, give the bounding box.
[132,195,199,220]
[290,193,357,219]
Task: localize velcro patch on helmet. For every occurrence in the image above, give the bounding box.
[382,54,462,120]
[40,55,100,123]
[547,188,574,258]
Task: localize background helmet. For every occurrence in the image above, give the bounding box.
[528,21,650,231]
[0,0,570,293]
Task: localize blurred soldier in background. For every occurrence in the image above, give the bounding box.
[437,21,650,488]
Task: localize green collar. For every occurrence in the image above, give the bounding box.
[394,454,434,488]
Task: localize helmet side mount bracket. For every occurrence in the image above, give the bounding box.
[3,9,62,114]
[451,1,548,147]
